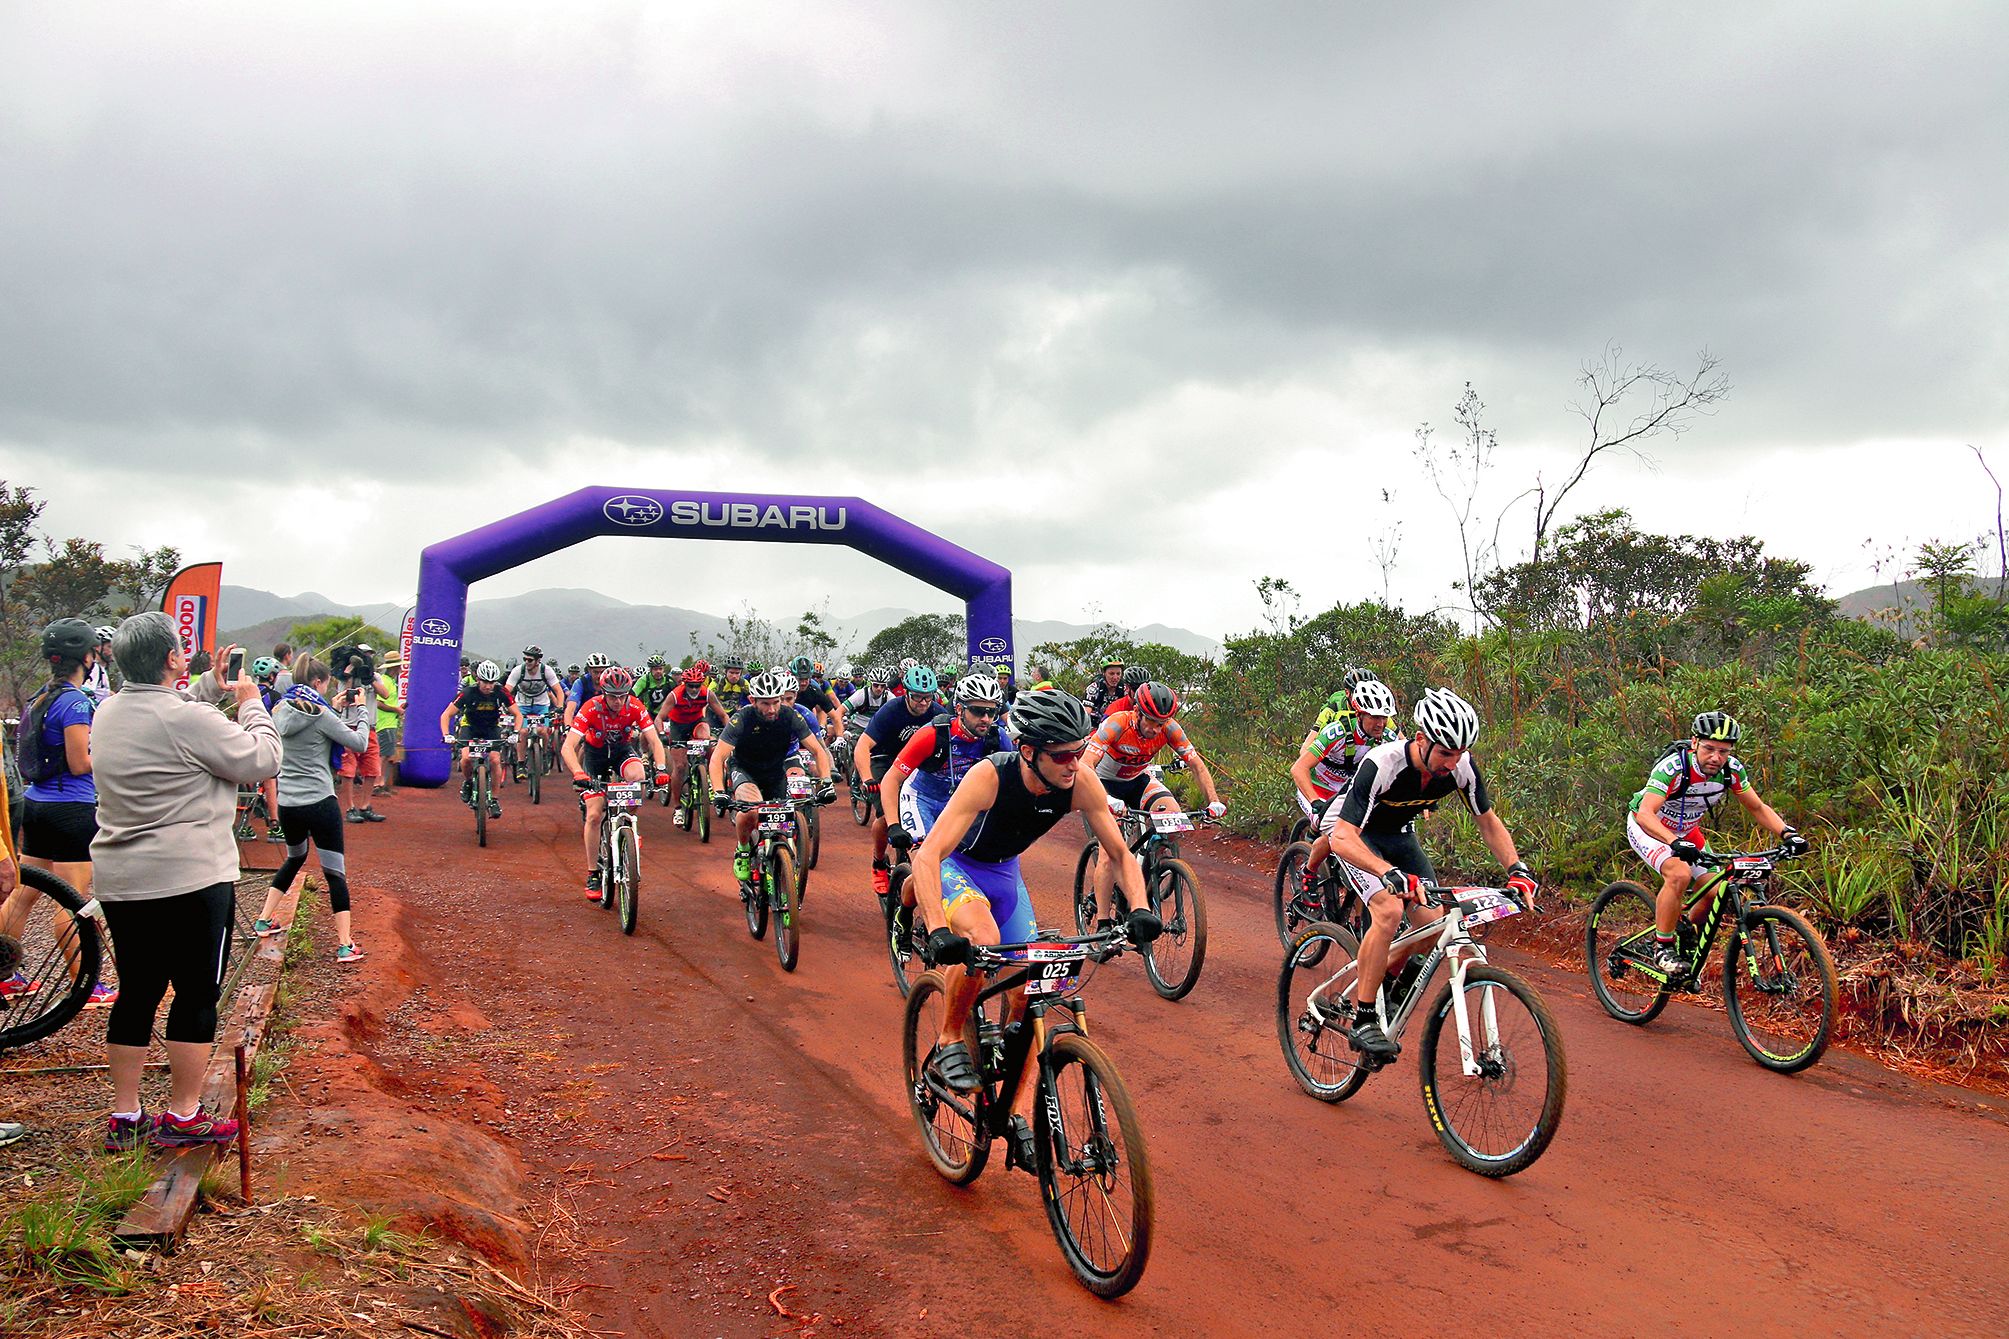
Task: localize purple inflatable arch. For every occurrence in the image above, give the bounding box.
[402,488,1013,787]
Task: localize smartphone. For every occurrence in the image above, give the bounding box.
[226,649,245,682]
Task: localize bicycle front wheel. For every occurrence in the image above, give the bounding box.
[805,801,822,870]
[0,866,102,1052]
[475,767,489,847]
[1071,841,1099,935]
[770,844,801,971]
[1723,906,1836,1073]
[1272,841,1316,947]
[1276,921,1370,1102]
[743,858,768,939]
[1141,858,1207,1001]
[901,971,990,1185]
[1418,965,1567,1177]
[528,741,543,804]
[1037,1032,1153,1298]
[850,769,871,826]
[1586,881,1670,1024]
[616,823,640,936]
[694,773,712,844]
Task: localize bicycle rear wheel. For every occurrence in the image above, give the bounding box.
[850,768,871,826]
[1071,842,1099,935]
[1418,965,1567,1177]
[1037,1032,1153,1298]
[0,867,102,1052]
[770,844,801,971]
[1723,906,1835,1073]
[1287,815,1312,847]
[1277,921,1370,1102]
[1141,858,1206,1001]
[616,824,640,935]
[1586,881,1670,1024]
[1272,841,1317,947]
[901,971,990,1185]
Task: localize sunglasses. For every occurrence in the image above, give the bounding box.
[963,705,1000,719]
[1040,746,1087,765]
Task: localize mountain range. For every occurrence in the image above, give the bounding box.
[218,585,1223,665]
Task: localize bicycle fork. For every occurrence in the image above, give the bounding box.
[1443,942,1500,1077]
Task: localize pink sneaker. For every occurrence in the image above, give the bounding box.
[152,1106,241,1147]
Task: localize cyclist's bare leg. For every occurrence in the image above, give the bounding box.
[1655,858,1693,937]
[936,897,1001,1054]
[666,735,690,797]
[1355,892,1443,1003]
[733,780,764,847]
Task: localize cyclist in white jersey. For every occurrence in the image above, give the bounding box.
[506,646,564,757]
[1628,711,1807,976]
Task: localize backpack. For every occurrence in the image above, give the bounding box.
[15,682,88,787]
[1652,740,1699,805]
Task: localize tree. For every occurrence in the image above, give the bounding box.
[106,544,182,615]
[792,605,840,664]
[1911,540,2009,647]
[1414,383,1498,631]
[284,615,399,664]
[861,613,965,670]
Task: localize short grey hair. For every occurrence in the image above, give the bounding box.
[113,611,181,686]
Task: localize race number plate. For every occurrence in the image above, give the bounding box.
[1023,948,1088,997]
[1151,811,1194,834]
[605,782,644,810]
[1458,891,1520,927]
[686,739,713,757]
[759,803,794,834]
[1732,856,1771,871]
[787,774,815,799]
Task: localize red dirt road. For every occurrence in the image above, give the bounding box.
[313,782,2008,1338]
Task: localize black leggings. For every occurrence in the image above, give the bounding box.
[271,796,351,914]
[101,881,235,1047]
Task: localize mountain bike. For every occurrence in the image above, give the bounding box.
[0,866,104,1052]
[589,779,651,935]
[726,781,829,972]
[1277,883,1567,1176]
[903,910,1164,1297]
[846,738,876,827]
[1586,845,1835,1073]
[524,724,550,805]
[882,828,927,997]
[670,739,714,842]
[1071,808,1211,1000]
[459,738,499,847]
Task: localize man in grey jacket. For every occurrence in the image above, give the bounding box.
[91,614,281,1152]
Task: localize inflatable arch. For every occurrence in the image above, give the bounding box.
[401,488,1014,787]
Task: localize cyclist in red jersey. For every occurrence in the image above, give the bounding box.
[560,667,670,900]
[657,666,727,828]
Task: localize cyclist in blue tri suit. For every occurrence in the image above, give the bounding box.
[879,672,1010,945]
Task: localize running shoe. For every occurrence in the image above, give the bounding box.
[0,972,40,997]
[0,1121,27,1148]
[335,943,366,966]
[362,809,386,822]
[85,981,118,1008]
[345,808,366,824]
[266,827,287,844]
[733,846,752,882]
[103,1112,149,1152]
[153,1106,240,1148]
[250,918,286,938]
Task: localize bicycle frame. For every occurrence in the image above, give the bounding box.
[1610,848,1785,983]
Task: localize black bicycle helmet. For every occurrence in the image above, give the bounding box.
[1007,688,1093,746]
[1343,665,1380,692]
[41,617,95,664]
[789,654,815,677]
[1120,665,1150,690]
[1692,710,1742,743]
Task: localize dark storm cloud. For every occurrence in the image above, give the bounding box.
[1,2,2004,480]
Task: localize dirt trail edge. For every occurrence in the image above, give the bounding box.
[298,787,2009,1339]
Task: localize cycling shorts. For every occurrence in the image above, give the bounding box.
[581,741,639,782]
[897,782,945,844]
[727,764,792,800]
[1627,813,1704,873]
[1103,772,1173,814]
[939,850,1038,944]
[1338,828,1438,905]
[523,701,553,721]
[664,717,707,745]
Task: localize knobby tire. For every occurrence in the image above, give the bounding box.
[1037,1031,1154,1298]
[1418,965,1567,1177]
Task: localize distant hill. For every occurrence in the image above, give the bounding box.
[220,585,1222,665]
[1837,577,2006,637]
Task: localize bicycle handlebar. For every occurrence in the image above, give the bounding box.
[1688,845,1797,868]
[938,908,1165,971]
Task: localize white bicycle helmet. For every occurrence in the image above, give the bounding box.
[867,666,893,687]
[1349,679,1398,718]
[1412,687,1480,750]
[956,672,1003,706]
[475,659,503,684]
[749,667,794,699]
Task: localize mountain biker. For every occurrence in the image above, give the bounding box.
[658,666,727,828]
[714,656,753,721]
[1103,665,1151,717]
[995,666,1018,707]
[84,625,118,704]
[911,689,1148,1168]
[1313,666,1382,732]
[507,646,564,765]
[1326,687,1537,1059]
[845,666,893,719]
[708,668,836,884]
[856,667,948,893]
[1292,678,1401,894]
[634,653,679,720]
[788,655,845,741]
[1628,711,1808,976]
[879,673,1011,942]
[561,666,671,900]
[828,665,857,704]
[1081,682,1226,926]
[1082,659,1125,723]
[439,660,523,820]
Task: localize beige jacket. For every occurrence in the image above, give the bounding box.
[89,683,281,902]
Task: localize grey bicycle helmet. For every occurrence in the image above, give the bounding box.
[867,666,893,686]
[1008,689,1094,747]
[41,618,95,664]
[1120,665,1150,690]
[1412,687,1480,751]
[1342,665,1381,692]
[93,624,116,645]
[1692,710,1741,743]
[475,659,503,684]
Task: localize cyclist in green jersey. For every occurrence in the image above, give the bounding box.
[1312,665,1381,732]
[634,653,679,719]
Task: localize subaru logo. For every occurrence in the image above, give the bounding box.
[419,618,452,636]
[978,637,1007,654]
[603,495,665,527]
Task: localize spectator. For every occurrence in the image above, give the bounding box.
[375,657,406,794]
[91,614,280,1151]
[249,656,370,964]
[15,618,115,1007]
[271,643,295,694]
[335,645,394,823]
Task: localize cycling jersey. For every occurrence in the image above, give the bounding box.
[570,695,653,750]
[956,753,1075,863]
[507,662,562,706]
[1337,738,1492,837]
[567,676,599,712]
[662,682,710,726]
[828,679,856,703]
[845,685,889,720]
[715,677,753,714]
[1300,721,1401,798]
[1630,748,1747,833]
[1082,678,1124,723]
[1312,703,1357,734]
[450,685,517,740]
[1087,710,1198,783]
[862,696,946,769]
[794,683,839,716]
[783,702,822,760]
[892,717,1011,807]
[635,672,678,716]
[720,705,813,778]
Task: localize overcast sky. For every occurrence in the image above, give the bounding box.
[2,2,2002,639]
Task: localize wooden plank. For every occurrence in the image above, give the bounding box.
[111,982,277,1250]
